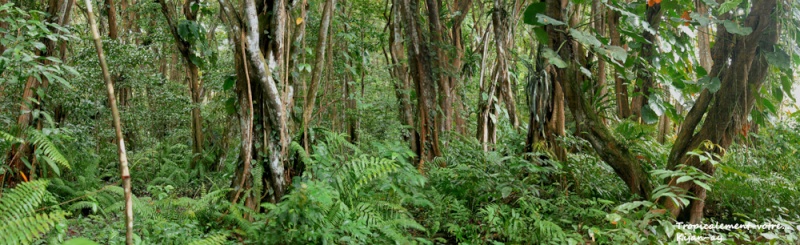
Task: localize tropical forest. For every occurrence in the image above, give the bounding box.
[1,0,800,244]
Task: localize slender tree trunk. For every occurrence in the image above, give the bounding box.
[302,0,335,151]
[449,0,472,135]
[525,46,566,162]
[85,1,134,243]
[608,9,631,119]
[105,0,118,39]
[158,0,204,168]
[630,2,662,121]
[219,0,290,203]
[423,0,451,134]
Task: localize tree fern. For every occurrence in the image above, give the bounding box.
[0,180,67,245]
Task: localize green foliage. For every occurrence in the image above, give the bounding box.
[256,136,427,244]
[0,180,67,245]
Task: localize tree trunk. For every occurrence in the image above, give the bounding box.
[387,2,419,154]
[525,46,566,162]
[664,0,780,223]
[492,0,519,129]
[543,0,652,198]
[424,0,451,134]
[630,3,662,121]
[158,0,204,169]
[607,9,631,119]
[398,0,441,165]
[85,1,134,243]
[219,0,291,203]
[4,0,66,186]
[449,0,472,135]
[302,0,335,151]
[105,0,118,40]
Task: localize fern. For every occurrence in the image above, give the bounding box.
[28,129,70,175]
[187,233,228,245]
[0,180,52,221]
[0,180,67,245]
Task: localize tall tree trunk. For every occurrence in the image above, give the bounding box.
[449,0,472,135]
[398,0,441,165]
[302,0,335,151]
[85,1,134,243]
[543,0,652,198]
[664,1,780,223]
[387,2,419,154]
[476,24,496,151]
[158,0,204,169]
[630,2,662,121]
[4,0,66,186]
[607,9,631,119]
[494,0,519,129]
[424,0,451,134]
[105,0,118,39]
[525,46,566,162]
[592,0,607,121]
[219,0,290,203]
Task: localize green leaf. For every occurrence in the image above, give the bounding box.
[543,48,567,68]
[765,49,791,70]
[761,98,776,113]
[698,76,721,93]
[223,75,235,91]
[42,155,60,176]
[501,187,512,199]
[641,105,659,124]
[32,41,45,51]
[570,29,602,48]
[63,238,100,245]
[536,14,566,26]
[532,27,549,44]
[693,180,711,191]
[689,12,711,26]
[781,75,794,101]
[722,20,752,35]
[676,176,692,184]
[523,3,546,25]
[718,0,743,13]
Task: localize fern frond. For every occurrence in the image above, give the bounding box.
[0,180,51,221]
[0,130,21,144]
[28,129,70,171]
[0,211,67,245]
[187,233,229,245]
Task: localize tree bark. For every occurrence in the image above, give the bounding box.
[158,0,204,168]
[449,0,472,135]
[607,9,631,119]
[302,0,335,151]
[4,0,66,186]
[664,0,780,223]
[105,0,118,39]
[424,0,451,134]
[85,1,134,243]
[543,0,652,198]
[387,1,419,154]
[398,0,441,165]
[219,0,290,203]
